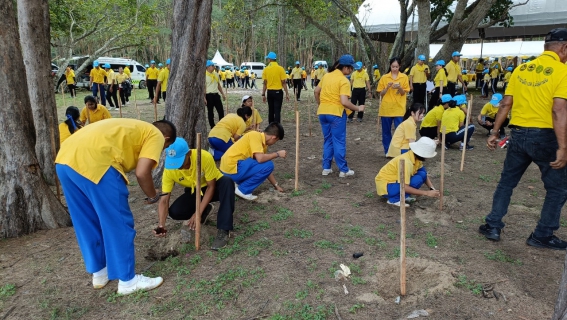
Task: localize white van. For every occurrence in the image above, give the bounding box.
[240,62,266,79]
[96,57,147,89]
[313,60,328,70]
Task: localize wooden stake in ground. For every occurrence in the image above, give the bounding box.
[225,87,229,115]
[133,87,141,119]
[294,98,300,191]
[440,126,446,211]
[118,87,123,118]
[399,158,407,296]
[460,96,473,171]
[376,96,382,133]
[49,126,61,202]
[308,99,312,137]
[153,99,158,122]
[60,83,66,108]
[250,95,256,131]
[194,133,202,250]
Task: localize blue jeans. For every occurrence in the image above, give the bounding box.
[381,116,403,154]
[209,137,233,161]
[385,167,427,203]
[91,83,106,106]
[222,158,274,194]
[319,112,349,172]
[485,128,567,237]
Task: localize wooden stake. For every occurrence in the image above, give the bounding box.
[195,133,202,250]
[440,126,446,211]
[118,86,123,118]
[133,87,140,119]
[376,96,382,133]
[60,83,67,108]
[225,87,229,115]
[460,96,473,171]
[250,95,256,131]
[308,99,312,137]
[295,98,300,191]
[399,158,407,296]
[49,125,61,202]
[153,100,158,122]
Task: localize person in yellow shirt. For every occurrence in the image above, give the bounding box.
[123,65,132,79]
[244,67,251,89]
[314,63,326,86]
[475,58,485,88]
[409,55,430,104]
[79,95,112,124]
[208,108,252,161]
[310,67,316,88]
[235,69,241,87]
[301,67,308,90]
[65,66,76,98]
[154,59,170,103]
[375,137,440,207]
[262,51,289,123]
[490,62,500,94]
[315,54,362,177]
[146,60,160,102]
[373,64,381,82]
[348,61,371,123]
[445,51,466,96]
[481,69,491,98]
[225,68,234,88]
[104,64,119,111]
[477,93,508,138]
[59,106,83,144]
[55,118,177,295]
[116,67,130,106]
[220,123,286,200]
[419,94,451,140]
[387,103,425,157]
[461,70,469,87]
[429,60,448,108]
[241,95,262,133]
[89,60,107,106]
[239,69,246,87]
[441,96,475,150]
[250,72,258,89]
[377,57,411,155]
[158,137,235,250]
[503,66,513,91]
[291,61,304,101]
[205,60,227,128]
[220,67,227,88]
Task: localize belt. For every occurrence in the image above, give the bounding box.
[206,92,219,95]
[267,89,283,91]
[509,125,553,131]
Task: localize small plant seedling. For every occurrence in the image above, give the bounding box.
[283,173,294,179]
[426,232,438,248]
[321,182,331,190]
[349,303,364,314]
[290,190,304,197]
[479,175,492,182]
[0,284,16,299]
[272,207,293,221]
[364,191,374,198]
[484,250,522,265]
[387,230,397,240]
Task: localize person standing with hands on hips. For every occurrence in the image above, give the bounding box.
[445,51,466,96]
[262,52,289,123]
[480,28,567,250]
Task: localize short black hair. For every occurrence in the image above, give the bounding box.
[264,122,284,140]
[84,95,97,104]
[153,119,177,140]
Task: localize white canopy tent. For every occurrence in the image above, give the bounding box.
[211,50,233,67]
[429,40,544,59]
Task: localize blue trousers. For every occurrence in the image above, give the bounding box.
[445,125,475,146]
[56,164,135,281]
[91,83,106,106]
[222,158,274,194]
[319,112,349,172]
[385,167,427,203]
[209,137,233,161]
[381,116,403,154]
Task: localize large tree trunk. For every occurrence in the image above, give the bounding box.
[554,252,567,320]
[390,0,413,59]
[153,0,212,186]
[17,0,59,185]
[416,0,431,61]
[0,0,71,238]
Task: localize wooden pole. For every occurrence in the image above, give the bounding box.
[295,98,300,191]
[118,86,123,118]
[440,126,446,211]
[399,158,407,296]
[225,87,229,115]
[376,96,382,133]
[195,133,202,250]
[308,99,312,137]
[133,87,140,119]
[250,95,256,131]
[460,96,473,171]
[49,122,61,202]
[60,83,67,108]
[153,99,158,122]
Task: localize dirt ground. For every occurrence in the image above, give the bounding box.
[1,85,566,320]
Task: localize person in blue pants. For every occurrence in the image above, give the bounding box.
[55,118,176,295]
[220,122,286,200]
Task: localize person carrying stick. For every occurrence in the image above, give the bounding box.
[375,137,440,207]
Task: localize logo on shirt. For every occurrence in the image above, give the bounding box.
[167,149,176,157]
[179,177,184,182]
[536,65,544,73]
[544,67,554,76]
[520,65,527,71]
[527,64,536,72]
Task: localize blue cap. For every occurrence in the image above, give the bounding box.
[318,63,323,66]
[436,60,445,66]
[452,51,462,57]
[206,60,215,67]
[494,64,499,68]
[295,60,300,65]
[441,94,453,103]
[454,94,467,105]
[93,61,99,67]
[315,65,319,69]
[354,61,362,70]
[145,64,149,68]
[302,67,305,70]
[490,93,503,106]
[338,54,356,68]
[158,63,163,67]
[418,55,426,61]
[483,69,489,74]
[103,63,111,69]
[150,60,156,64]
[166,59,171,65]
[373,65,378,68]
[265,52,277,60]
[506,67,513,71]
[165,138,189,169]
[285,71,289,74]
[462,70,467,74]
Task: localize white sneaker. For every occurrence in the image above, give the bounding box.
[322,169,333,176]
[406,197,417,203]
[208,147,215,157]
[387,200,409,207]
[93,275,109,289]
[117,274,163,295]
[235,187,257,201]
[126,101,130,105]
[339,170,354,178]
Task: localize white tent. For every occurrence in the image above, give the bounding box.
[429,40,544,59]
[211,50,233,67]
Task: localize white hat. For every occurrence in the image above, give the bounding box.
[242,95,252,102]
[409,137,437,158]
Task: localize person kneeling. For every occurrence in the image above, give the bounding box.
[157,137,235,250]
[375,137,440,207]
[477,93,508,139]
[441,96,475,150]
[220,122,286,200]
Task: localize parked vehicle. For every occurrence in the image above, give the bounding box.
[95,57,147,89]
[313,60,328,70]
[240,62,266,79]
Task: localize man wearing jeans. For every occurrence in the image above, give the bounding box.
[262,52,289,123]
[480,28,567,250]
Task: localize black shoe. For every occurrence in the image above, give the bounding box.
[526,233,567,250]
[211,229,229,250]
[479,224,501,241]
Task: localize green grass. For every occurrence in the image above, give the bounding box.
[290,190,304,197]
[349,303,364,314]
[315,240,343,256]
[364,237,387,248]
[269,302,333,320]
[364,191,374,198]
[272,207,293,221]
[346,225,365,238]
[484,250,522,265]
[479,175,492,182]
[426,232,438,248]
[0,284,16,299]
[386,247,419,260]
[454,275,483,295]
[321,182,331,190]
[285,229,313,239]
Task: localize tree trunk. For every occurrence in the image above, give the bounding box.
[153,0,212,186]
[416,0,431,61]
[17,0,59,185]
[554,252,567,320]
[0,0,71,238]
[390,0,412,59]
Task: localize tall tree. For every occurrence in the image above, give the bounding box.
[416,0,431,61]
[18,0,59,185]
[0,0,71,238]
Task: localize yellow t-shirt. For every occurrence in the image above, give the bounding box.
[90,67,107,84]
[310,70,315,79]
[59,122,79,144]
[251,73,256,80]
[158,68,169,92]
[420,105,445,129]
[506,51,567,129]
[226,71,233,79]
[480,102,499,118]
[375,151,423,196]
[475,63,484,73]
[161,150,223,194]
[205,71,220,94]
[146,66,159,80]
[441,107,465,133]
[462,74,469,82]
[208,113,246,142]
[263,62,287,90]
[374,70,381,81]
[244,109,263,133]
[315,68,326,80]
[504,72,511,83]
[409,64,429,84]
[65,70,75,85]
[387,117,417,158]
[79,104,111,124]
[106,69,116,85]
[446,60,461,82]
[55,119,164,184]
[220,131,267,174]
[301,70,307,79]
[116,73,128,84]
[240,72,246,79]
[351,70,369,88]
[490,68,499,79]
[291,67,302,80]
[317,69,352,117]
[377,72,410,117]
[244,70,250,76]
[434,69,448,87]
[124,66,131,77]
[483,74,491,82]
[235,70,241,77]
[220,71,226,81]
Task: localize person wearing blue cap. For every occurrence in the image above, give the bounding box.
[154,59,170,104]
[262,52,289,123]
[481,69,491,98]
[441,95,475,150]
[104,63,119,111]
[348,61,371,123]
[291,61,303,101]
[315,54,362,177]
[461,70,469,88]
[146,61,159,102]
[158,137,236,250]
[474,58,485,88]
[409,55,430,104]
[89,60,108,106]
[243,66,251,89]
[428,60,447,110]
[301,67,308,90]
[477,93,507,139]
[419,94,452,140]
[314,63,327,86]
[489,60,501,94]
[445,51,466,96]
[205,59,226,128]
[503,66,513,91]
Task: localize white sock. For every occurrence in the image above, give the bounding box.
[460,142,464,147]
[119,275,138,287]
[93,267,108,278]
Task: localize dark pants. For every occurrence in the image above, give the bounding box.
[419,126,438,140]
[475,73,482,88]
[147,79,157,100]
[91,83,106,106]
[293,79,303,100]
[348,88,366,119]
[429,87,445,110]
[267,89,283,123]
[168,176,235,231]
[119,88,128,105]
[206,93,225,128]
[106,84,119,108]
[445,124,475,147]
[491,77,498,94]
[245,76,250,88]
[228,79,235,88]
[302,79,307,90]
[479,117,509,136]
[162,91,167,102]
[481,81,489,97]
[311,79,315,89]
[68,84,77,97]
[485,127,567,237]
[413,83,426,104]
[447,81,456,96]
